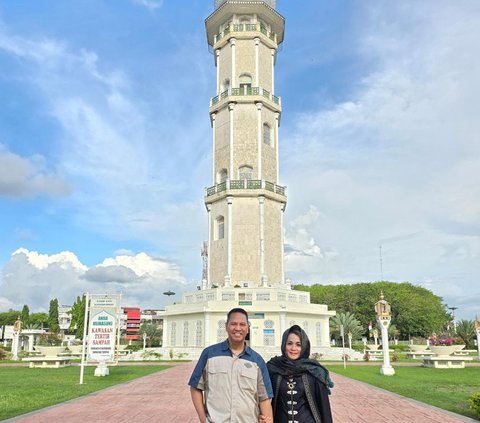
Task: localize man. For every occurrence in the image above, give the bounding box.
[188,308,273,423]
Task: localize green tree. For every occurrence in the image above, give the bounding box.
[331,312,364,342]
[48,298,60,334]
[0,311,20,326]
[138,322,162,347]
[29,312,48,328]
[388,324,400,341]
[68,295,86,339]
[295,281,450,339]
[20,305,30,327]
[456,319,476,349]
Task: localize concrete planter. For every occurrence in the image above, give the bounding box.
[35,346,66,357]
[430,345,457,357]
[366,344,380,351]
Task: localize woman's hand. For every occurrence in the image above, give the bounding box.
[259,414,272,423]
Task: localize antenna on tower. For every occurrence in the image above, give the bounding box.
[201,241,209,289]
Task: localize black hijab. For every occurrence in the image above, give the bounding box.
[267,325,334,393]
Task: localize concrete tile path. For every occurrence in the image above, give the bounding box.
[7,362,477,423]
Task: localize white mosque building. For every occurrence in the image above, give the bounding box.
[160,0,336,360]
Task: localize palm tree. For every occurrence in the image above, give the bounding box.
[331,312,364,343]
[456,319,475,348]
[138,322,162,347]
[387,324,400,341]
[24,323,42,330]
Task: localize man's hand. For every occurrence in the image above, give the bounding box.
[190,387,207,423]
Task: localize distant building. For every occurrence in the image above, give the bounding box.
[141,310,164,330]
[58,305,72,333]
[122,307,141,341]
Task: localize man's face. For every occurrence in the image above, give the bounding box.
[226,312,249,343]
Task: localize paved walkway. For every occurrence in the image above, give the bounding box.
[7,362,477,423]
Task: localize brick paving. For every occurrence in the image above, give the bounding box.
[7,362,478,423]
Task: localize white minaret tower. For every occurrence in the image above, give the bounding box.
[161,1,336,357]
[205,0,286,288]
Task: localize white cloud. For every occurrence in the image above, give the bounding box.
[0,15,210,267]
[132,0,163,11]
[0,145,71,198]
[0,249,191,312]
[282,1,480,318]
[13,248,87,271]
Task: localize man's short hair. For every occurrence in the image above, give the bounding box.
[227,307,249,323]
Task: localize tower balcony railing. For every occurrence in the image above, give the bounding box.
[205,179,286,197]
[214,23,277,44]
[211,86,281,107]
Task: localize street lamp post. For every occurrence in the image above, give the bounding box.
[448,306,458,332]
[143,331,147,350]
[12,316,22,361]
[375,292,395,376]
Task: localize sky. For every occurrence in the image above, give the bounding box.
[0,0,479,320]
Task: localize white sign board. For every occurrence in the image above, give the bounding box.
[88,310,116,362]
[91,297,118,308]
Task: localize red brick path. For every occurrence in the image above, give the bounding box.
[7,362,477,422]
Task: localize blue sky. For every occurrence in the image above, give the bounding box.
[0,0,479,320]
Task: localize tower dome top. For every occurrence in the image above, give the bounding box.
[214,0,276,10]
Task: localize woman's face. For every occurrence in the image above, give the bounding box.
[285,333,302,360]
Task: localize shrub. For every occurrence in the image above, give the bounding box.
[0,348,9,360]
[37,333,62,346]
[391,352,400,362]
[351,343,366,352]
[468,393,480,418]
[429,333,464,346]
[126,344,143,352]
[176,352,189,359]
[141,350,163,360]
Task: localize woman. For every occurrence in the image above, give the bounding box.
[267,325,334,423]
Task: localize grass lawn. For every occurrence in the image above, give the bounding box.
[0,364,170,420]
[328,364,480,420]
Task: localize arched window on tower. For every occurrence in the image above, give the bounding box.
[215,216,225,240]
[263,123,272,146]
[239,73,252,95]
[217,168,228,183]
[239,165,253,180]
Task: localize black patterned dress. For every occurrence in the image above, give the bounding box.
[274,374,316,423]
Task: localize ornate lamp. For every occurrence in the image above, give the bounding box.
[375,292,395,376]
